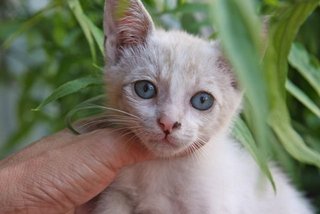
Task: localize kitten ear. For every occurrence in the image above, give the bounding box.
[104,0,155,63]
[211,41,239,90]
[216,56,239,90]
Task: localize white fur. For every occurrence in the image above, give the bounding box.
[93,0,314,213]
[94,136,313,213]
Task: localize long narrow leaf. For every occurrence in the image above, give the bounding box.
[233,118,275,190]
[68,0,97,62]
[286,80,320,118]
[210,0,271,181]
[289,42,320,97]
[264,1,320,167]
[85,16,104,56]
[33,77,104,111]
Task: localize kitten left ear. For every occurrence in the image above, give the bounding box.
[104,0,155,63]
[218,57,239,90]
[211,41,239,90]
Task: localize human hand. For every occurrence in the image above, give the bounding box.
[0,129,151,214]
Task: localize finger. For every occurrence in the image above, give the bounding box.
[75,203,94,214]
[65,209,76,214]
[1,129,152,213]
[0,130,76,168]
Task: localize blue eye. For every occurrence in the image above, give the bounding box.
[134,80,157,99]
[191,92,214,111]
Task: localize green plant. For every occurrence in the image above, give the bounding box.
[1,0,319,211]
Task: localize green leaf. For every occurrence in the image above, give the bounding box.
[233,118,276,191]
[85,16,104,56]
[66,95,106,135]
[264,0,279,6]
[177,0,186,6]
[163,3,209,14]
[210,0,269,169]
[271,112,320,167]
[33,77,104,111]
[68,0,98,63]
[264,1,320,167]
[289,42,320,97]
[286,80,320,118]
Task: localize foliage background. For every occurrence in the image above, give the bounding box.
[0,0,319,212]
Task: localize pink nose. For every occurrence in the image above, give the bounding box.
[157,116,181,134]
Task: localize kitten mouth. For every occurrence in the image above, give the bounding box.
[159,134,180,146]
[154,136,177,147]
[146,135,183,153]
[138,133,201,157]
[159,138,177,147]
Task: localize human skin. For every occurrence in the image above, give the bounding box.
[0,129,151,214]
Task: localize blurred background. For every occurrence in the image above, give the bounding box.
[0,0,319,212]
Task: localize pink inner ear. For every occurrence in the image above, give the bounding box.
[115,2,152,48]
[216,56,238,89]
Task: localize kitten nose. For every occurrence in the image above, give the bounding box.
[157,116,181,134]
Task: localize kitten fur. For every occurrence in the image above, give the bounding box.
[93,0,314,213]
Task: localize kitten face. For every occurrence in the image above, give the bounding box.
[104,0,242,157]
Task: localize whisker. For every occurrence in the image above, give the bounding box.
[191,143,202,162]
[103,115,140,122]
[73,105,144,133]
[102,107,141,120]
[195,138,210,159]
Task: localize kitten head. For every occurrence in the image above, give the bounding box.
[103,0,242,157]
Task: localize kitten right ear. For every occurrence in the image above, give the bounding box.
[104,0,155,63]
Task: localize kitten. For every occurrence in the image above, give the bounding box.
[93,0,314,213]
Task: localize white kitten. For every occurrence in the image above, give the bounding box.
[93,0,314,213]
